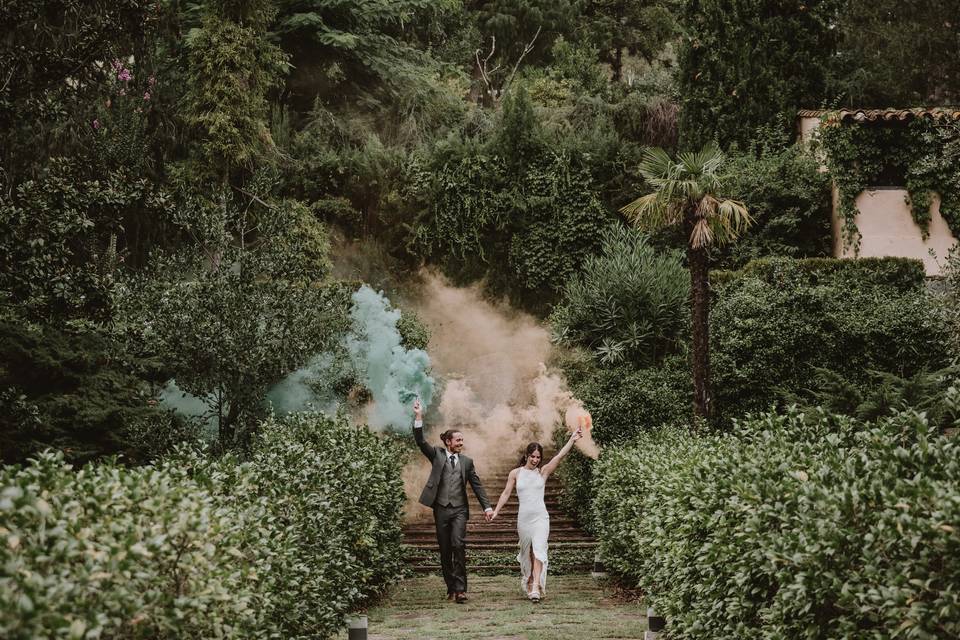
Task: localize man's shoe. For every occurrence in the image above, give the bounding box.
[446,592,455,601]
[455,592,468,604]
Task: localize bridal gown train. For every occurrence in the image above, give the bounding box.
[515,467,549,595]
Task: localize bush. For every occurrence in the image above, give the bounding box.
[711,256,927,291]
[550,225,688,365]
[594,408,960,638]
[711,144,832,269]
[414,89,615,310]
[0,311,184,465]
[0,412,407,639]
[552,352,690,529]
[710,257,947,416]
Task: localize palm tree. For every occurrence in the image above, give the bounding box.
[620,143,752,419]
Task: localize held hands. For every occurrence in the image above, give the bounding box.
[485,510,495,522]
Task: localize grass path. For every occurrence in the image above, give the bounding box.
[336,574,648,640]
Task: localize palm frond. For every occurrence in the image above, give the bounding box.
[690,218,714,249]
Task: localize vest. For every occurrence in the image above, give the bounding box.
[435,455,466,507]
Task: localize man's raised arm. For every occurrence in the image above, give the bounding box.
[412,399,435,461]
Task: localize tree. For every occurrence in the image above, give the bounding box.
[677,0,838,149]
[577,0,677,82]
[620,144,751,419]
[829,0,960,107]
[274,0,450,107]
[181,0,287,184]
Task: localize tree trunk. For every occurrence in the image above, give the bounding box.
[688,244,712,420]
[612,48,623,83]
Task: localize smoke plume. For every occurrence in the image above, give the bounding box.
[347,285,436,430]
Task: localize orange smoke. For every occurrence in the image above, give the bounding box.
[563,405,600,460]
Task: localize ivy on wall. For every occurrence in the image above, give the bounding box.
[818,116,960,250]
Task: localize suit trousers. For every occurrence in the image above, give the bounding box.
[434,503,468,593]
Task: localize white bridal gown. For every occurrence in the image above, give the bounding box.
[516,467,549,594]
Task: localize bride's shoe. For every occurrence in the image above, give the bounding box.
[528,589,541,603]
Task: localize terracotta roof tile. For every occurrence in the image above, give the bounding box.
[798,108,960,122]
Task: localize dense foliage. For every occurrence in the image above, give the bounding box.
[677,0,838,149]
[415,88,615,308]
[0,310,185,466]
[550,226,688,365]
[716,142,832,268]
[0,412,407,639]
[677,0,960,150]
[710,258,947,416]
[594,409,960,638]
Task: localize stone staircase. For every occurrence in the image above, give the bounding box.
[403,450,596,573]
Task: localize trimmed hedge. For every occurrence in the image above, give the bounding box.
[0,412,407,639]
[711,256,927,292]
[594,409,960,638]
[711,257,947,416]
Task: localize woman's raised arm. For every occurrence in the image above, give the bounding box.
[540,427,582,481]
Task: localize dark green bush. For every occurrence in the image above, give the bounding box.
[594,409,960,638]
[711,144,832,269]
[710,257,946,416]
[711,256,927,291]
[412,88,616,310]
[0,310,184,465]
[550,226,688,366]
[0,412,407,639]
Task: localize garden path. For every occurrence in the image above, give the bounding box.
[335,574,648,640]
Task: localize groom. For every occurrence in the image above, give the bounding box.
[413,399,492,603]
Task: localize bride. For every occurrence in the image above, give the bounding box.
[491,426,583,602]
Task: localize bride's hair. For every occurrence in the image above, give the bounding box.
[519,442,544,468]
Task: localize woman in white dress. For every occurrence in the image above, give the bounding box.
[491,426,583,602]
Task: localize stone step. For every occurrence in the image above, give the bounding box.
[405,540,599,551]
[403,525,588,538]
[403,534,595,546]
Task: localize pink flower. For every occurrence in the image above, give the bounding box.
[143,91,151,101]
[148,75,156,87]
[118,69,132,82]
[92,119,100,130]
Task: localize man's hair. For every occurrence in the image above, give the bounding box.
[440,429,461,446]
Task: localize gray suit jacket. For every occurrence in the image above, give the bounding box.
[414,426,491,514]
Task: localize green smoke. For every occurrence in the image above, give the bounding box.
[263,285,434,430]
[347,285,435,430]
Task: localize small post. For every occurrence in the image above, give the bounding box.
[348,615,368,640]
[590,549,607,579]
[644,606,665,639]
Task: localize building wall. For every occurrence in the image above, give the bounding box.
[834,189,956,276]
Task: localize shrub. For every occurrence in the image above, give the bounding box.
[712,144,832,269]
[710,257,947,416]
[711,256,927,291]
[553,352,690,529]
[550,225,688,365]
[0,412,407,639]
[594,409,960,638]
[0,311,182,466]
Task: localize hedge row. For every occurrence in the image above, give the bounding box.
[711,256,927,291]
[711,258,947,416]
[594,409,960,639]
[0,412,407,639]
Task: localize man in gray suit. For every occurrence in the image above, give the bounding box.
[413,399,492,603]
